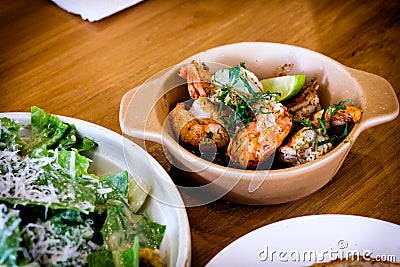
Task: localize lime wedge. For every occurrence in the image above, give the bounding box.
[260,74,306,101]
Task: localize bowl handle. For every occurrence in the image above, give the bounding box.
[347,67,399,134]
[120,83,164,145]
[120,66,185,145]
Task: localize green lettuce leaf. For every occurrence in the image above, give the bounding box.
[87,236,140,267]
[95,170,129,214]
[102,171,129,201]
[1,108,164,267]
[57,123,98,153]
[87,249,116,267]
[136,213,166,249]
[0,117,25,151]
[23,106,97,155]
[0,204,22,267]
[101,200,141,251]
[31,147,99,213]
[23,106,69,155]
[101,199,165,251]
[97,171,151,214]
[98,198,165,267]
[119,236,140,267]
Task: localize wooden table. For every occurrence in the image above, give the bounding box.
[1,1,399,266]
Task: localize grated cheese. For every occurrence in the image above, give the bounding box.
[0,149,95,212]
[0,147,103,266]
[97,187,113,194]
[23,218,98,266]
[69,149,76,180]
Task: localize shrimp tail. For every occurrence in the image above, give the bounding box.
[312,105,363,128]
[178,60,213,99]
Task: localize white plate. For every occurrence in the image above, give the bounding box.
[0,112,191,267]
[206,214,400,266]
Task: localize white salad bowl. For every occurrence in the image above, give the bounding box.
[0,112,191,267]
[119,42,399,206]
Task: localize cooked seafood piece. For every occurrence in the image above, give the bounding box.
[228,100,293,169]
[169,100,230,149]
[208,64,264,104]
[279,127,333,166]
[272,63,295,77]
[312,105,363,129]
[178,60,214,99]
[170,61,232,150]
[286,78,322,120]
[279,101,363,166]
[208,62,294,168]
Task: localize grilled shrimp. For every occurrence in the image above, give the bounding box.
[228,100,293,169]
[312,105,363,129]
[208,62,294,168]
[279,127,333,166]
[169,101,230,149]
[286,77,321,120]
[178,60,214,99]
[169,61,230,150]
[279,102,363,166]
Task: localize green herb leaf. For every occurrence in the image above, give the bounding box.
[339,99,355,106]
[318,122,349,146]
[294,118,314,127]
[318,118,327,136]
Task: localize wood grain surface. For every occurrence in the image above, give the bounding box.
[1,1,399,266]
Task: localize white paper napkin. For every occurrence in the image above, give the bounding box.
[51,0,144,22]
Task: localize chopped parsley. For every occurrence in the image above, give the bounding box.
[213,63,279,131]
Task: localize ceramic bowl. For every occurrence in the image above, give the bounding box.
[0,112,191,267]
[119,42,399,205]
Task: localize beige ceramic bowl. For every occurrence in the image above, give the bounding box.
[119,42,399,205]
